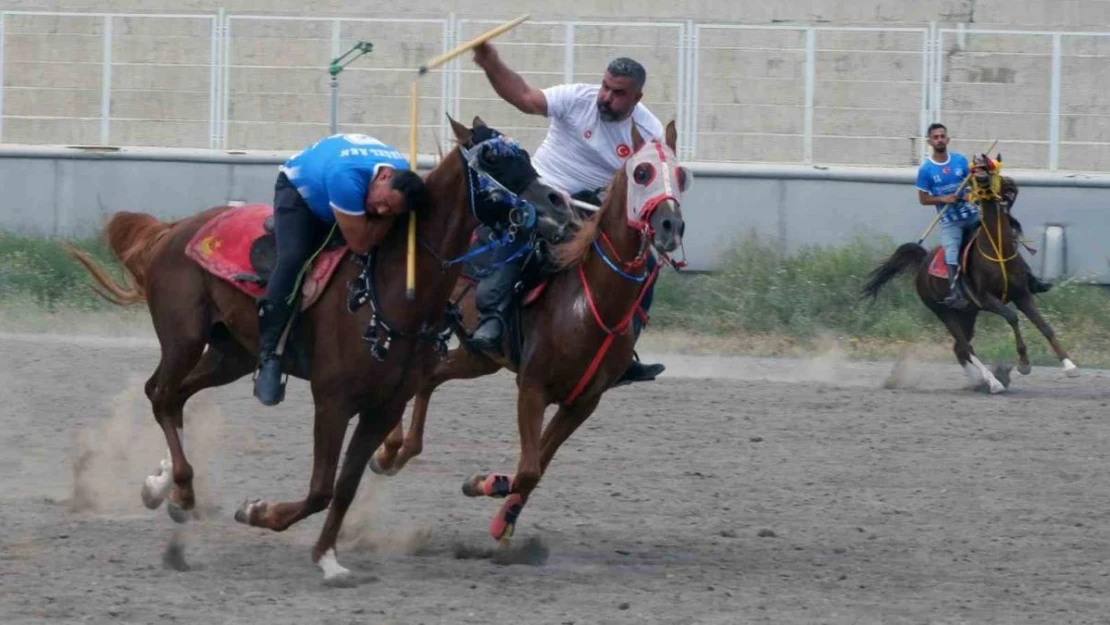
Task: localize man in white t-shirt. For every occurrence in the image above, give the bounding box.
[467,42,665,386]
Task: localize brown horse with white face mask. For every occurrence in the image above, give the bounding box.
[370,120,689,543]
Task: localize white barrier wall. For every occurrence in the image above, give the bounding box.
[2,145,1109,280]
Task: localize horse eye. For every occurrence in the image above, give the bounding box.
[633,163,654,185]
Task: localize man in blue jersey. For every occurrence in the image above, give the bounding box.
[916,123,1051,308]
[253,132,432,406]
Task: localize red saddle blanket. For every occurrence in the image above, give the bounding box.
[184,203,348,310]
[927,236,978,279]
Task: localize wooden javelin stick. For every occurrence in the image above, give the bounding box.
[406,81,419,299]
[404,14,531,300]
[418,14,530,75]
[916,138,999,244]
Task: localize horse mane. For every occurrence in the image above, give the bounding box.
[549,173,627,270]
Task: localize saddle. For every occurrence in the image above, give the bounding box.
[460,224,551,307]
[245,214,347,288]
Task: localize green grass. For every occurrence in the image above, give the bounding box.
[4,229,1110,367]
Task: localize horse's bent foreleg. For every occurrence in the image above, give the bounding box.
[311,405,402,585]
[235,397,353,532]
[372,346,501,475]
[980,293,1031,374]
[462,383,549,542]
[939,310,1004,393]
[1014,295,1079,377]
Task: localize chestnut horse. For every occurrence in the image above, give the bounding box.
[66,116,576,584]
[370,120,688,543]
[862,153,1079,392]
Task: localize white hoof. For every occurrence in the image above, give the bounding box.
[1063,359,1080,378]
[988,378,1006,394]
[318,548,354,586]
[140,458,173,510]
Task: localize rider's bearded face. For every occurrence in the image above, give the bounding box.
[928,129,949,153]
[596,73,641,122]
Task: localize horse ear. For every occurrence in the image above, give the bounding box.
[630,123,645,152]
[448,114,471,144]
[472,115,487,128]
[665,119,678,153]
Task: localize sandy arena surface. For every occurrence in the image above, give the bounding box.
[2,331,1109,624]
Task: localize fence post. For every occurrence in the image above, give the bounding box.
[209,10,222,149]
[564,22,575,83]
[688,22,699,159]
[330,20,341,134]
[803,27,816,164]
[1049,32,1062,170]
[222,15,231,149]
[101,15,113,144]
[0,12,5,142]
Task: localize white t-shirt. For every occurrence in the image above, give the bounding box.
[531,83,665,195]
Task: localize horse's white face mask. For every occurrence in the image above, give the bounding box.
[624,134,691,230]
[619,121,690,258]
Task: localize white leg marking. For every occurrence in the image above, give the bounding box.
[1063,358,1080,378]
[318,548,351,582]
[141,453,173,509]
[970,355,1005,394]
[962,362,984,383]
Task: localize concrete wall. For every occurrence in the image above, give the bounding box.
[3,3,1110,170]
[3,145,1109,282]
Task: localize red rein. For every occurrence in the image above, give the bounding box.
[563,226,661,405]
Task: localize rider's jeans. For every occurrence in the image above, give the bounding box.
[939,213,981,266]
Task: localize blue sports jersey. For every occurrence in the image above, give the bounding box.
[916,152,979,224]
[280,133,411,222]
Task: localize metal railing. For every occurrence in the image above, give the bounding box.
[3,10,1110,171]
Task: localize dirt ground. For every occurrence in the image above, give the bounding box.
[2,330,1110,625]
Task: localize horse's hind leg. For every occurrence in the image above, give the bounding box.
[141,334,255,515]
[979,293,1032,375]
[1014,295,1080,377]
[372,347,500,475]
[143,321,209,522]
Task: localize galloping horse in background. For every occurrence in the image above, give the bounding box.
[66,116,576,584]
[862,153,1079,392]
[370,120,688,543]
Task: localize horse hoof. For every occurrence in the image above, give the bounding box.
[461,474,487,497]
[166,501,190,524]
[1063,359,1080,378]
[989,380,1006,394]
[234,499,264,525]
[490,494,524,541]
[368,453,396,477]
[1018,363,1032,375]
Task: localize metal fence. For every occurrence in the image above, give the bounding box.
[3,10,1110,171]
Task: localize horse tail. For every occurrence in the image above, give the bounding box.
[861,242,929,298]
[66,211,176,306]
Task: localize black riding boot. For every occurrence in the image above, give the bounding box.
[943,264,968,309]
[253,298,292,406]
[469,261,522,355]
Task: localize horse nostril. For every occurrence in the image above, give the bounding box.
[548,192,564,206]
[678,222,686,238]
[662,219,673,232]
